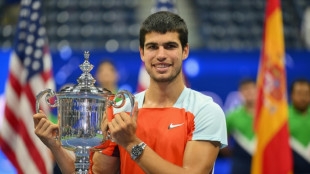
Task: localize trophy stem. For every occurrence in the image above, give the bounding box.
[74,146,91,174]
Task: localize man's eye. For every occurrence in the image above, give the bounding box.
[147,45,157,49]
[166,44,177,49]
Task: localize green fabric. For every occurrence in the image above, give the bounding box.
[288,105,310,147]
[226,106,255,141]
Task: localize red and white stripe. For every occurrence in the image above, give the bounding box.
[0,51,54,174]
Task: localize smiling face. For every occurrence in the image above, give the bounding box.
[139,32,189,83]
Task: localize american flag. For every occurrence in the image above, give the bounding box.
[0,0,55,173]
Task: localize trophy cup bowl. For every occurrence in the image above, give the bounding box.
[36,51,135,173]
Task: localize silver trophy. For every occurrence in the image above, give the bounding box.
[36,51,135,173]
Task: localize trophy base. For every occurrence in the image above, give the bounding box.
[69,141,111,174]
[74,146,90,173]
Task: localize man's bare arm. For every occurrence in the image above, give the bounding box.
[92,152,120,174]
[34,111,75,174]
[127,140,220,174]
[50,147,76,174]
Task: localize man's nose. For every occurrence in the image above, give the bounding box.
[156,46,166,60]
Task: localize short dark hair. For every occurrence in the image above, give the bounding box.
[96,59,116,72]
[290,79,310,94]
[238,78,256,89]
[139,11,188,50]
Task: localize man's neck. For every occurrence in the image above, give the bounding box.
[244,103,255,116]
[143,77,185,108]
[103,84,117,93]
[293,105,309,115]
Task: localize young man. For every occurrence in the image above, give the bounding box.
[225,79,257,174]
[33,11,227,174]
[288,79,310,173]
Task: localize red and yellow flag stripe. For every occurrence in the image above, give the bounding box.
[252,0,293,174]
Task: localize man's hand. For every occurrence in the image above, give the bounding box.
[108,102,140,149]
[33,110,60,150]
[34,111,77,174]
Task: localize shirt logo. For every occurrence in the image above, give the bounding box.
[168,123,184,129]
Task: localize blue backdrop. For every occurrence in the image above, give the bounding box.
[49,49,310,104]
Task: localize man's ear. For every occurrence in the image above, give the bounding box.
[139,47,145,62]
[182,44,189,60]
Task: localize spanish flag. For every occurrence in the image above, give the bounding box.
[251,0,293,173]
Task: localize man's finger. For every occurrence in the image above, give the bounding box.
[102,110,107,120]
[111,118,119,129]
[35,118,47,130]
[41,120,51,132]
[33,113,48,120]
[108,122,115,132]
[33,112,48,128]
[45,124,59,136]
[114,114,126,126]
[38,110,47,117]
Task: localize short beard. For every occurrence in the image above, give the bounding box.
[294,104,309,113]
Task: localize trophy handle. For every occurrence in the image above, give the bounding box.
[112,90,135,117]
[105,90,135,141]
[36,89,59,113]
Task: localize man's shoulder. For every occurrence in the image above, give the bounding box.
[184,88,214,104]
[188,88,220,108]
[180,88,223,115]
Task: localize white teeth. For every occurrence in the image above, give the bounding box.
[155,64,168,68]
